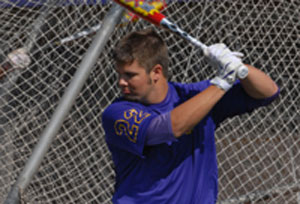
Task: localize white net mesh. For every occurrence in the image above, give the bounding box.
[0,0,299,203]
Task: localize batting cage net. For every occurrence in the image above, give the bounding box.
[0,0,299,203]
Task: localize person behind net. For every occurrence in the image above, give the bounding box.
[102,28,279,204]
[0,48,31,79]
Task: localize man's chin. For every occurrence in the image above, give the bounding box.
[123,94,140,102]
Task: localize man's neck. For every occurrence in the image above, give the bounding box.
[147,79,169,104]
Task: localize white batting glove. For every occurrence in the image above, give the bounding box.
[7,48,31,69]
[204,43,248,91]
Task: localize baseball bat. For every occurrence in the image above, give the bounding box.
[113,0,208,51]
[51,24,102,46]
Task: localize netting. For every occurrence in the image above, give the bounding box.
[0,0,299,203]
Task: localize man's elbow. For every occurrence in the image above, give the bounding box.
[171,122,192,138]
[172,130,183,138]
[171,123,184,138]
[272,83,280,95]
[265,81,280,99]
[253,81,279,99]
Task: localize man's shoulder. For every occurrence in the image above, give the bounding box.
[102,98,150,121]
[105,97,146,111]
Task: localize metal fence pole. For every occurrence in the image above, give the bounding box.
[4,4,124,204]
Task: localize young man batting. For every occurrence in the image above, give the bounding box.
[102,29,279,204]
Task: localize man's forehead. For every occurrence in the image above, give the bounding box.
[116,60,145,72]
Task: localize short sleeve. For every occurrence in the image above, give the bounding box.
[102,102,156,157]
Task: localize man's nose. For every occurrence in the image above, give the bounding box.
[118,77,128,87]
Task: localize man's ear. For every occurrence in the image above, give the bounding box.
[151,64,163,82]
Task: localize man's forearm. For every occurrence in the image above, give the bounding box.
[241,65,279,99]
[170,85,225,138]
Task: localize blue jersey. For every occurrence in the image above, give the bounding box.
[102,80,278,204]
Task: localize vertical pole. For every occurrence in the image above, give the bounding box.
[4,4,124,204]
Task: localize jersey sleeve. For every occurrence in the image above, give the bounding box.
[102,102,156,157]
[212,81,280,125]
[171,80,211,99]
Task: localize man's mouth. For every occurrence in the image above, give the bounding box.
[122,89,131,95]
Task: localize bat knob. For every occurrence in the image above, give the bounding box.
[237,65,248,79]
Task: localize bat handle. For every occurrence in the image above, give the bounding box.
[160,18,208,51]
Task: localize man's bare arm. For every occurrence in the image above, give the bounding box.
[241,65,279,99]
[170,85,225,138]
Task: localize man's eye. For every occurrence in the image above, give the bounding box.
[125,73,136,78]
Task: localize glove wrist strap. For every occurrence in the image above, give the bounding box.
[211,77,232,91]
